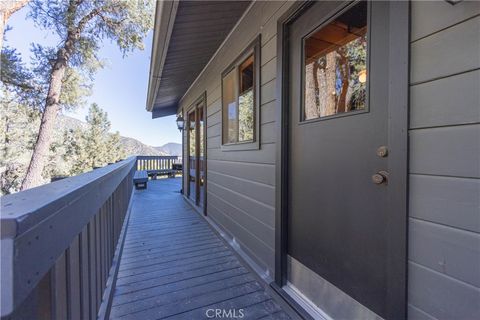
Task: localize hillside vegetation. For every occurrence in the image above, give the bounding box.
[1,100,178,195]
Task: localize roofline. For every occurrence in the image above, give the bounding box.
[146,0,178,112]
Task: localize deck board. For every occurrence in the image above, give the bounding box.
[109,178,291,319]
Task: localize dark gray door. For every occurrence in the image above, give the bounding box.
[288,1,393,317]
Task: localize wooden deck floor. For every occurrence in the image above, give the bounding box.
[109,178,292,320]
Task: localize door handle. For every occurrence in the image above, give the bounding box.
[372,171,389,185]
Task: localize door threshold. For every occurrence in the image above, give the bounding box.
[283,282,332,320]
[183,194,204,215]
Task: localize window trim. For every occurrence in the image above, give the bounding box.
[221,35,261,151]
[299,0,371,124]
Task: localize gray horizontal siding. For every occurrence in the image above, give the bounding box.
[207,191,274,250]
[409,125,480,178]
[208,160,275,186]
[207,202,275,277]
[207,171,275,207]
[410,70,480,129]
[409,2,480,319]
[207,181,275,228]
[409,174,480,233]
[410,15,480,84]
[409,261,480,320]
[410,1,480,42]
[409,218,480,287]
[179,0,293,278]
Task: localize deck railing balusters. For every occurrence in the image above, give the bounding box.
[1,157,136,320]
[134,156,179,179]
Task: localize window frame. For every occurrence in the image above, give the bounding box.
[221,35,261,151]
[299,0,371,124]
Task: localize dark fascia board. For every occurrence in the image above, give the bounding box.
[152,104,178,118]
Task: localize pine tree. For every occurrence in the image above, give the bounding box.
[64,103,125,175]
[0,0,30,50]
[0,87,40,194]
[21,0,153,190]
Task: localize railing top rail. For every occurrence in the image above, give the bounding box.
[0,156,136,239]
[136,155,178,159]
[1,156,137,316]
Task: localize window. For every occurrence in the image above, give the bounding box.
[303,1,368,121]
[222,36,260,149]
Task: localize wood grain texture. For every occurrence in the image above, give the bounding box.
[109,179,291,320]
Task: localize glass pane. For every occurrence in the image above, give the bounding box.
[239,89,254,141]
[222,69,237,143]
[303,1,367,120]
[239,55,254,142]
[198,106,205,206]
[187,111,196,200]
[240,55,254,94]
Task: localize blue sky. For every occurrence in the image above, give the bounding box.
[5,6,181,147]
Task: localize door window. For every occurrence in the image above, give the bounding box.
[303,1,368,121]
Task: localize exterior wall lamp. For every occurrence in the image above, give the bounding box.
[176,115,185,132]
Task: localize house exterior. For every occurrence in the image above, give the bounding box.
[146,1,480,319]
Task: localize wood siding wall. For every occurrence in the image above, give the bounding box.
[179,1,480,317]
[181,1,295,279]
[408,2,480,319]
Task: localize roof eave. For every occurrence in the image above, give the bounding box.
[146,0,178,113]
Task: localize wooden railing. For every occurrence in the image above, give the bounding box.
[0,157,137,319]
[136,155,179,172]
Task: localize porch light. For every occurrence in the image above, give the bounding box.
[358,69,367,83]
[176,115,185,131]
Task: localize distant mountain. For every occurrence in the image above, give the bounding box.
[155,142,182,156]
[57,115,171,156]
[120,136,167,156]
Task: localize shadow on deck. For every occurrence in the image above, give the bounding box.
[110,178,292,320]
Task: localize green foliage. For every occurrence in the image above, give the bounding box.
[28,0,154,72]
[0,46,37,106]
[2,0,153,190]
[0,88,40,194]
[0,94,126,194]
[238,90,254,142]
[3,0,154,114]
[64,103,125,175]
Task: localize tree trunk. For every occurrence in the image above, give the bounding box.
[305,61,320,120]
[325,52,337,116]
[0,0,30,50]
[21,65,66,189]
[21,36,75,189]
[336,49,350,113]
[21,0,96,189]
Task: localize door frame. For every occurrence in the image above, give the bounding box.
[273,1,409,319]
[185,92,208,215]
[186,107,196,201]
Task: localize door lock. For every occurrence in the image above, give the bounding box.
[372,171,389,185]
